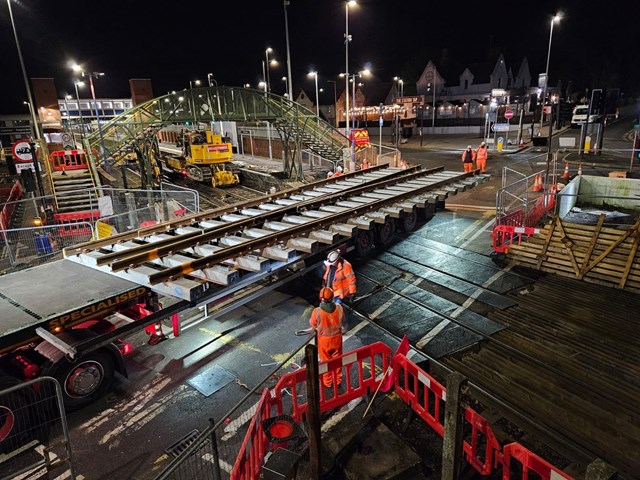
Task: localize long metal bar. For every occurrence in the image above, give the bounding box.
[66,163,399,254]
[95,167,439,271]
[146,171,477,284]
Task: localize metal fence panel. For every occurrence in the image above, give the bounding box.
[0,377,77,480]
[0,223,93,275]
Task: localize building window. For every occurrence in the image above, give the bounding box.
[114,102,124,109]
[464,80,468,90]
[125,102,132,108]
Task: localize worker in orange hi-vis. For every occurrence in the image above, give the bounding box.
[361,159,370,170]
[332,165,344,177]
[322,250,357,306]
[309,287,345,388]
[461,145,476,173]
[475,141,489,173]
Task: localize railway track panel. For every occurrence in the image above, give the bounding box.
[63,167,489,304]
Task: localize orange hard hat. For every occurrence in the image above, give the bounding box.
[319,287,334,302]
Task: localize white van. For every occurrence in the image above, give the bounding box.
[571,105,601,128]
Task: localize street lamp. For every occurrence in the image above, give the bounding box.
[207,73,217,88]
[345,0,357,131]
[538,13,561,135]
[327,80,338,127]
[73,80,86,142]
[258,81,267,92]
[283,0,293,102]
[71,63,109,172]
[308,71,320,118]
[281,77,289,98]
[190,79,201,89]
[265,48,279,92]
[394,76,404,97]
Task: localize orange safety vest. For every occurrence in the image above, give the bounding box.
[476,146,488,161]
[461,149,476,163]
[332,171,343,177]
[309,303,344,363]
[323,259,357,300]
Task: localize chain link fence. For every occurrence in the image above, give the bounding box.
[0,377,77,480]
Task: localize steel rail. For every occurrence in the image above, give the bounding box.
[65,164,406,254]
[145,172,477,284]
[84,166,438,270]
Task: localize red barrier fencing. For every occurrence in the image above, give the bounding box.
[0,181,24,237]
[230,343,573,480]
[49,150,95,172]
[53,210,100,237]
[491,225,542,254]
[503,443,573,480]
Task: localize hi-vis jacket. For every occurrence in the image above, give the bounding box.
[323,259,357,300]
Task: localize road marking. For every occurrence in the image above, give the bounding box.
[221,402,258,441]
[203,453,233,473]
[416,266,511,348]
[459,215,496,250]
[321,398,362,433]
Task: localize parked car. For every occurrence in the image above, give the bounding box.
[570,105,602,128]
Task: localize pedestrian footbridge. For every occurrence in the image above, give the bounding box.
[82,86,350,181]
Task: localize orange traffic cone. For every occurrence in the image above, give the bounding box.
[578,163,583,176]
[532,174,542,192]
[562,162,570,181]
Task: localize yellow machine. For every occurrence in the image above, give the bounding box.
[165,130,239,187]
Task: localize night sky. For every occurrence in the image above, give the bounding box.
[0,0,636,114]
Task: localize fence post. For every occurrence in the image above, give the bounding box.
[305,343,322,479]
[208,418,222,480]
[441,372,467,480]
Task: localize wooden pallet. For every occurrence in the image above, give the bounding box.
[507,215,640,292]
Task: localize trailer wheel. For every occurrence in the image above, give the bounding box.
[52,351,115,411]
[355,230,374,257]
[401,209,418,232]
[376,219,396,247]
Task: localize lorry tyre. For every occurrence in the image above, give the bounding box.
[0,374,42,454]
[52,351,115,411]
[376,218,396,247]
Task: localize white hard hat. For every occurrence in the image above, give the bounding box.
[336,166,343,172]
[326,250,340,264]
[481,141,486,146]
[327,171,333,177]
[467,145,472,149]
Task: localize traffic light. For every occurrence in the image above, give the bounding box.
[529,94,538,113]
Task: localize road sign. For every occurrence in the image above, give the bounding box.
[504,109,514,120]
[12,139,33,162]
[491,123,510,132]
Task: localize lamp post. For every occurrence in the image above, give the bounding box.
[393,76,404,98]
[207,73,217,88]
[538,13,561,136]
[259,81,267,92]
[327,80,338,127]
[282,77,289,98]
[345,1,357,131]
[7,0,41,141]
[72,63,109,172]
[265,48,275,92]
[308,71,320,118]
[283,0,293,101]
[73,80,85,143]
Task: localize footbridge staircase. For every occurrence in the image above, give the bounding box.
[82,87,350,183]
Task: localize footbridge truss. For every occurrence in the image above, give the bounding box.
[82,86,350,181]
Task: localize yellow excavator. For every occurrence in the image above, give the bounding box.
[164,130,240,187]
